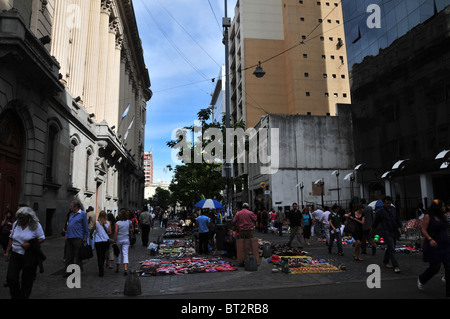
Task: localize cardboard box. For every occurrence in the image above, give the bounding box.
[236,238,260,266]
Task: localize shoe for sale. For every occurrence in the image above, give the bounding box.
[417,278,424,290]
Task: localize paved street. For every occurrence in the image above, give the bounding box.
[0,221,447,300]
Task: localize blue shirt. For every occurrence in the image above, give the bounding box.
[197,215,210,233]
[66,210,89,240]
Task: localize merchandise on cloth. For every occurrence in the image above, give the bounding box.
[395,245,421,254]
[269,243,310,256]
[138,257,238,276]
[269,255,344,274]
[163,223,185,238]
[157,239,196,258]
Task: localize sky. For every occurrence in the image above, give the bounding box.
[133,0,233,184]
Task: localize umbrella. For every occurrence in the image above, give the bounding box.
[368,200,395,209]
[194,199,223,209]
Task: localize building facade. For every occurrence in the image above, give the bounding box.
[144,151,153,186]
[0,0,151,235]
[228,0,351,129]
[349,5,450,219]
[342,0,450,69]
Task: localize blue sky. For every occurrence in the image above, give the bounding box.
[133,0,232,184]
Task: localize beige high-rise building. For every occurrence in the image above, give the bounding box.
[229,0,351,128]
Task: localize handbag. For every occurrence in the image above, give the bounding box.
[344,218,356,235]
[129,227,136,245]
[79,243,93,260]
[112,243,120,257]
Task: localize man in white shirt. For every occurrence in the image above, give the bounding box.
[312,207,324,239]
[320,207,331,245]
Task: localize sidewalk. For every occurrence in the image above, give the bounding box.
[0,222,430,299]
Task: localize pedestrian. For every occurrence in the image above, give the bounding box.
[1,210,14,252]
[113,209,133,276]
[417,199,450,297]
[86,206,96,249]
[162,210,169,228]
[223,228,237,258]
[139,208,152,247]
[261,209,269,234]
[196,210,211,255]
[301,207,313,246]
[106,212,116,269]
[286,203,303,248]
[92,211,111,277]
[328,204,344,256]
[275,208,285,236]
[4,207,45,299]
[320,207,331,245]
[233,203,257,239]
[64,200,89,276]
[311,206,324,240]
[345,204,365,260]
[361,200,376,255]
[371,196,402,273]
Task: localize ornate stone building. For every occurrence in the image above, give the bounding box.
[0,0,152,236]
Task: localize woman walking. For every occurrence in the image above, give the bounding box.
[114,209,133,276]
[345,204,365,261]
[4,207,45,299]
[417,199,450,298]
[93,211,111,277]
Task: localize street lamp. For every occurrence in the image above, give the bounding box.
[354,163,366,201]
[344,172,355,202]
[331,170,340,206]
[435,150,450,169]
[392,159,409,215]
[253,61,266,78]
[296,182,304,209]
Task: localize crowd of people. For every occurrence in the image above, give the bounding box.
[0,196,449,299]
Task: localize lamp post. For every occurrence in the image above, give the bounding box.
[354,163,366,201]
[331,170,340,206]
[223,0,232,216]
[296,182,304,209]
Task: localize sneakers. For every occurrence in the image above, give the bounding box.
[417,278,424,290]
[394,267,401,273]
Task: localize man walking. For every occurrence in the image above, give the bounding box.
[286,203,303,248]
[233,203,257,239]
[196,211,211,255]
[328,204,344,256]
[139,208,152,247]
[64,200,89,276]
[372,196,402,273]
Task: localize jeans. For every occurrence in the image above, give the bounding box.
[65,238,83,271]
[95,241,109,276]
[141,224,150,247]
[6,252,37,299]
[199,232,210,254]
[328,229,343,254]
[419,262,450,297]
[383,235,399,268]
[288,226,302,247]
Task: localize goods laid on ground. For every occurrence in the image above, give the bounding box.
[156,239,196,258]
[162,223,185,238]
[269,255,345,274]
[138,257,238,276]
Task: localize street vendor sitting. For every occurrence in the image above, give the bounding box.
[223,229,236,258]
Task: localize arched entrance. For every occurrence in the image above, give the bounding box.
[0,110,23,219]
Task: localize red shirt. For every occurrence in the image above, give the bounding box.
[233,209,257,231]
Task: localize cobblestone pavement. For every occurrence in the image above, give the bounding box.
[0,222,444,299]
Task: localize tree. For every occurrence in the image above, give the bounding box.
[166,108,245,209]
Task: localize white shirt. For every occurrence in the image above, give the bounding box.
[94,221,110,242]
[10,222,45,255]
[321,210,331,225]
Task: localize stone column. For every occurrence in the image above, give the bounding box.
[67,0,90,99]
[50,0,70,84]
[83,0,101,113]
[96,0,112,120]
[104,18,119,126]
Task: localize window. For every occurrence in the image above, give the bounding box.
[46,125,58,182]
[306,92,311,96]
[304,73,309,77]
[303,53,308,58]
[85,147,94,191]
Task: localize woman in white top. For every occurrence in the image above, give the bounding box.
[114,209,133,275]
[4,207,45,299]
[92,211,111,277]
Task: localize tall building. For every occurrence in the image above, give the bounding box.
[144,151,154,186]
[0,0,151,234]
[228,0,351,128]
